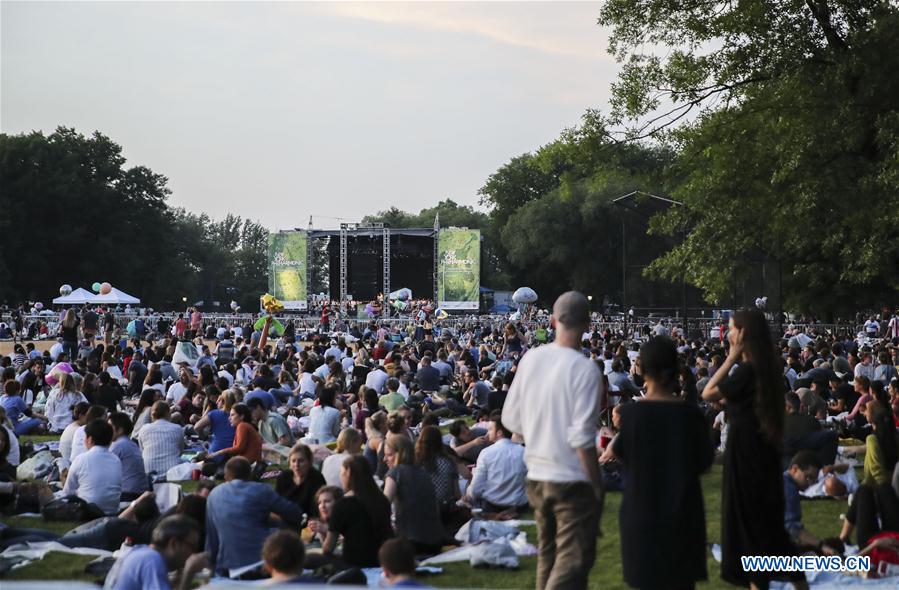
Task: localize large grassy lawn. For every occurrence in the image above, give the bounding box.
[3,464,849,588]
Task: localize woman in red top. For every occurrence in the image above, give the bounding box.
[207,403,262,464]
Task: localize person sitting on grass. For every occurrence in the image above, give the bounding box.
[783,451,839,553]
[383,435,446,555]
[464,411,528,515]
[248,396,294,447]
[379,538,434,588]
[109,412,149,500]
[205,456,304,576]
[111,514,209,590]
[206,403,262,464]
[1,379,46,435]
[62,418,122,515]
[261,529,323,585]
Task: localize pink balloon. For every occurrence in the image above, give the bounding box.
[100,282,112,295]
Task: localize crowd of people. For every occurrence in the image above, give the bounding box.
[1,295,898,588]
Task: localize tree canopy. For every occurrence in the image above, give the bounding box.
[594,0,899,314]
[0,128,268,310]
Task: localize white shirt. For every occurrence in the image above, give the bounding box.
[468,438,528,507]
[502,343,602,483]
[341,356,355,374]
[166,382,189,404]
[322,451,350,488]
[70,425,88,462]
[364,369,389,394]
[299,372,316,396]
[62,445,122,514]
[46,390,87,432]
[308,405,340,444]
[59,421,80,462]
[137,419,184,475]
[3,425,19,466]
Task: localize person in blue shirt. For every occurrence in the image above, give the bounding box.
[379,538,433,588]
[1,380,46,435]
[205,457,304,576]
[783,450,836,553]
[112,514,208,590]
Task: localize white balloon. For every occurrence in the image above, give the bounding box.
[512,287,538,304]
[59,284,73,296]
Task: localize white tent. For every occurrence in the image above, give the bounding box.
[89,287,141,305]
[52,287,95,305]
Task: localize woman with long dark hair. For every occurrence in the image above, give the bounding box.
[322,455,392,567]
[383,435,446,554]
[131,388,159,438]
[416,425,471,533]
[703,309,806,589]
[275,443,326,516]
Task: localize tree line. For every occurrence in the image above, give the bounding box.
[3,3,897,317]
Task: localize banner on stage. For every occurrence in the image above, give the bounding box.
[267,231,308,310]
[437,228,480,310]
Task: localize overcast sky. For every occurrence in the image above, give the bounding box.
[2,1,617,229]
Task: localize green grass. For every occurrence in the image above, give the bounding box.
[19,434,61,444]
[428,464,846,590]
[3,552,100,582]
[4,464,849,588]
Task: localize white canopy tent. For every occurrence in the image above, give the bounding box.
[89,287,140,305]
[51,287,95,305]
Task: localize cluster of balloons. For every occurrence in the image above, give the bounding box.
[230,300,240,312]
[91,282,112,295]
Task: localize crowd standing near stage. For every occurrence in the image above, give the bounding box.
[1,297,898,589]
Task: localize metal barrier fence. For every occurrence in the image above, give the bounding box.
[1,310,866,342]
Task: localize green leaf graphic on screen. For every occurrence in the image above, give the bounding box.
[438,229,479,303]
[267,232,307,302]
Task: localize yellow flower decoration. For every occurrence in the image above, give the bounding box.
[260,293,285,314]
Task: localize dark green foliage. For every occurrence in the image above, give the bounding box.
[0,128,269,310]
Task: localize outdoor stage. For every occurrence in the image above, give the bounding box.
[269,222,482,312]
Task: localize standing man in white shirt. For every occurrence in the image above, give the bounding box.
[62,419,122,515]
[502,291,603,590]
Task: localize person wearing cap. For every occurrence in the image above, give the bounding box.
[502,291,603,589]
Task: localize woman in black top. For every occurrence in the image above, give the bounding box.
[608,336,713,589]
[94,371,123,415]
[324,455,392,567]
[703,309,805,589]
[275,443,326,517]
[59,309,80,361]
